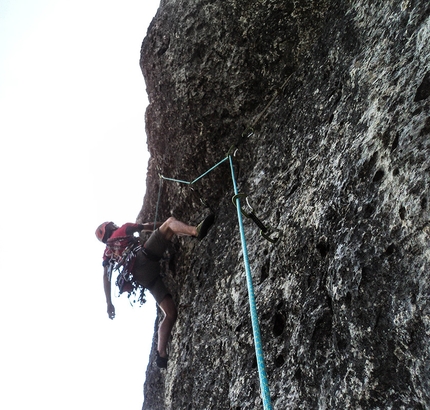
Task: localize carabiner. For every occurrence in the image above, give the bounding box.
[232,193,253,218]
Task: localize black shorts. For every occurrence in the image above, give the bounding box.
[132,229,170,304]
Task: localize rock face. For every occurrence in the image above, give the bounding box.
[138,1,430,409]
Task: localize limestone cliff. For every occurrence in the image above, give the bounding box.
[138,1,430,409]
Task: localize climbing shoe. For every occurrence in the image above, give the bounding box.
[196,214,215,240]
[156,351,168,369]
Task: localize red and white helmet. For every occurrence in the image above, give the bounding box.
[95,221,116,243]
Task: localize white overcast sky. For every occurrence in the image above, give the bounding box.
[0,1,160,409]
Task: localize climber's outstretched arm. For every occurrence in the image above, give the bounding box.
[103,265,115,320]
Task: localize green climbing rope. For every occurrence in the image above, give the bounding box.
[160,156,229,185]
[229,155,273,410]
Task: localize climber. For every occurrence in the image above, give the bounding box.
[95,214,215,369]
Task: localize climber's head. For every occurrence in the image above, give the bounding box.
[95,221,118,243]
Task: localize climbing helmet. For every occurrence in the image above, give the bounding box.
[95,221,116,243]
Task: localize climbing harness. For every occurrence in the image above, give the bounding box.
[111,240,140,294]
[232,193,282,244]
[106,238,148,304]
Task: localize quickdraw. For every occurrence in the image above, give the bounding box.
[232,193,282,244]
[115,240,141,272]
[112,240,142,294]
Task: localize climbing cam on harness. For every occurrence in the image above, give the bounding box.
[232,193,282,244]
